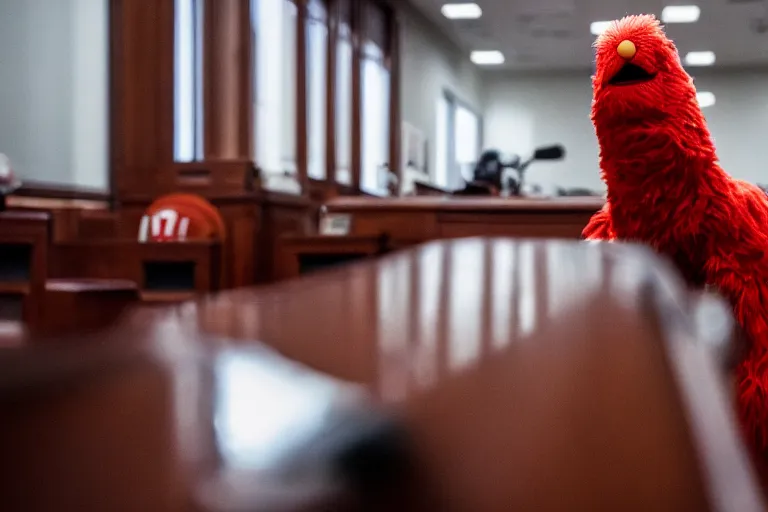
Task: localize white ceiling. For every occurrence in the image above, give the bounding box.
[409,0,768,70]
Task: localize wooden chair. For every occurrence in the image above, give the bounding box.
[0,211,49,328]
[0,211,142,337]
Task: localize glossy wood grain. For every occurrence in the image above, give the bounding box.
[0,238,762,511]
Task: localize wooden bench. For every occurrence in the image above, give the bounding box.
[50,240,223,302]
[0,238,761,510]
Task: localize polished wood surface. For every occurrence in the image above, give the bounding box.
[0,238,761,510]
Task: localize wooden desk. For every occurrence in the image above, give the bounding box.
[40,279,140,335]
[278,234,390,279]
[322,196,603,241]
[0,239,762,511]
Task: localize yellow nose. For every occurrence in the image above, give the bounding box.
[617,40,636,59]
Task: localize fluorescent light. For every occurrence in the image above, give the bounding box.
[685,51,716,66]
[696,91,715,108]
[470,50,505,65]
[590,21,612,36]
[441,3,482,19]
[662,5,700,23]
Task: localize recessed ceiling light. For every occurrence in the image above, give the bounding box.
[470,50,505,65]
[590,21,612,36]
[685,51,716,66]
[441,3,482,19]
[696,91,715,108]
[662,5,700,23]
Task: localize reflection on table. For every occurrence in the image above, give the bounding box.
[0,238,762,511]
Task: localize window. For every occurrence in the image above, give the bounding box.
[306,0,328,180]
[361,43,390,194]
[335,1,353,185]
[252,0,298,176]
[435,92,481,189]
[173,0,205,162]
[454,104,480,184]
[360,4,391,195]
[434,96,449,188]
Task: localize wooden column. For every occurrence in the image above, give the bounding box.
[109,0,175,200]
[203,0,252,160]
[388,10,402,189]
[296,0,309,192]
[325,0,338,184]
[350,0,363,191]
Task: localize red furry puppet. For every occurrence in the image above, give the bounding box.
[584,14,768,456]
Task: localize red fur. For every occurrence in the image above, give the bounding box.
[584,14,768,455]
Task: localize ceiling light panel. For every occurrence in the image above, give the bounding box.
[470,50,505,65]
[685,51,716,66]
[661,5,701,23]
[696,91,716,107]
[590,21,612,36]
[441,3,483,19]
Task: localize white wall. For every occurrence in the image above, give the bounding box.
[399,2,484,182]
[0,0,108,190]
[483,69,768,194]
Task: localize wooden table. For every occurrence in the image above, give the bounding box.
[322,196,604,241]
[278,197,604,280]
[0,238,762,511]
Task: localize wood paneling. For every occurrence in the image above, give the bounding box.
[258,193,314,282]
[0,212,49,326]
[41,280,140,336]
[50,240,222,296]
[277,197,603,278]
[326,197,602,240]
[13,181,111,203]
[278,233,388,278]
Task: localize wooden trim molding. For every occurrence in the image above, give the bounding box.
[13,181,111,202]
